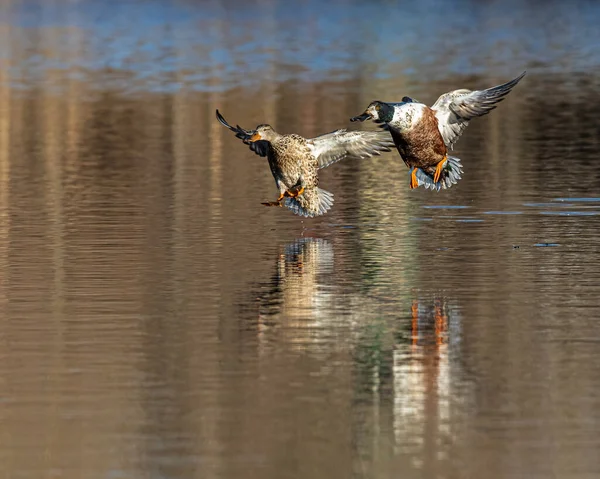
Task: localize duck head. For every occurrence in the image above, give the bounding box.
[350,101,394,123]
[248,124,279,143]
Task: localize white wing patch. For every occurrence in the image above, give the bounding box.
[431,72,526,147]
[308,129,393,169]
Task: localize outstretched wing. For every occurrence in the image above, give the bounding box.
[215,110,270,157]
[432,71,526,148]
[308,129,393,169]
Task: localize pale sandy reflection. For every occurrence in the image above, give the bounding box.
[254,237,335,353]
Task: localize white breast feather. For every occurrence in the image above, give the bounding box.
[392,103,426,130]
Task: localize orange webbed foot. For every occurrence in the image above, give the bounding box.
[410,168,419,189]
[433,156,447,183]
[284,185,305,198]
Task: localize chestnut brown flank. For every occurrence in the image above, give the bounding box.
[390,107,447,173]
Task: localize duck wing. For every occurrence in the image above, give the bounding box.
[215,110,270,157]
[432,71,526,149]
[308,129,393,169]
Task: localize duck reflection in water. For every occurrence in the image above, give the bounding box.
[393,294,467,465]
[244,237,335,353]
[409,296,451,349]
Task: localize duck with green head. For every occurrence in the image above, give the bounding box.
[351,72,526,191]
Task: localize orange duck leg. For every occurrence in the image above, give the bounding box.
[410,168,419,189]
[433,156,447,183]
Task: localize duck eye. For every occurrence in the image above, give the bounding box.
[375,104,381,111]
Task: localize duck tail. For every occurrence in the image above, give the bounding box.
[284,187,334,218]
[415,156,463,192]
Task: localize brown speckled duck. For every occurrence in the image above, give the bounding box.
[216,110,393,217]
[351,72,526,191]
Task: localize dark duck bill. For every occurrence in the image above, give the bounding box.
[350,102,385,122]
[350,112,372,122]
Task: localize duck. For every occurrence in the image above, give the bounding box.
[350,71,526,191]
[216,110,394,217]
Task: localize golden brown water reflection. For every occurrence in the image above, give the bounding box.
[1,1,600,478]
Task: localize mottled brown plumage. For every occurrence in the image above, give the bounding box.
[265,133,325,217]
[216,110,393,217]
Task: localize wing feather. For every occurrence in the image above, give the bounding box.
[215,110,270,157]
[308,129,393,169]
[432,71,526,148]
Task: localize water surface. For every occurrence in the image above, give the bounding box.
[1,1,600,478]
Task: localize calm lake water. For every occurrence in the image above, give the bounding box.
[1,1,600,478]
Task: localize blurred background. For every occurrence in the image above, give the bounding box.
[0,0,600,478]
